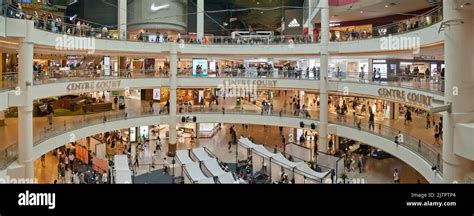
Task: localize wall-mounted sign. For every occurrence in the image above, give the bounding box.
[378,88,433,107]
[192,59,208,77]
[150,4,170,12]
[66,80,121,93]
[223,79,277,88]
[288,18,301,28]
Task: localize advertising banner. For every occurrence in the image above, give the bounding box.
[192,59,208,77]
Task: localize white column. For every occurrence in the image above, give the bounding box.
[196,0,204,40]
[118,0,127,40]
[167,50,178,156]
[318,0,329,153]
[18,38,34,179]
[442,0,474,183]
[308,0,314,42]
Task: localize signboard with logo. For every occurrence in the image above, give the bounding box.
[377,88,433,108]
[66,80,121,93]
[283,9,303,35]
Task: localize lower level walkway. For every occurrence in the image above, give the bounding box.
[34,124,427,184]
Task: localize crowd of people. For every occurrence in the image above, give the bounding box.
[50,144,110,184]
[6,4,112,39]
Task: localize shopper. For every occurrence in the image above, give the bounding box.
[114,97,118,110]
[41,155,46,167]
[149,100,154,113]
[133,151,140,168]
[163,157,168,174]
[369,111,375,131]
[426,113,432,128]
[155,138,162,152]
[393,168,400,183]
[228,141,232,153]
[434,125,440,145]
[404,110,412,125]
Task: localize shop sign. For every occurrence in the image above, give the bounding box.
[66,81,122,93]
[378,88,433,107]
[223,79,277,88]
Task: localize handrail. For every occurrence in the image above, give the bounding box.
[1,106,442,178]
[0,68,441,95]
[2,4,443,45]
[329,114,442,174]
[33,69,169,85]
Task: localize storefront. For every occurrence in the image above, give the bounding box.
[329,24,373,41]
[198,123,221,138]
[126,89,142,100]
[177,88,214,105]
[372,58,445,81]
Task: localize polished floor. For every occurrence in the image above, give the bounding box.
[34,123,428,184]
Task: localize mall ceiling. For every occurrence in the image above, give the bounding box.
[188,0,304,35]
[329,0,437,22]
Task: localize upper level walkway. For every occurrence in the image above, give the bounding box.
[0,95,443,181]
[0,5,444,55]
[0,69,445,114]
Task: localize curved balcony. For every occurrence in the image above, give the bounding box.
[0,69,444,111]
[0,101,442,181]
[7,106,441,183]
[2,5,443,56]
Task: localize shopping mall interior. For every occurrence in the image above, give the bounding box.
[0,0,473,185]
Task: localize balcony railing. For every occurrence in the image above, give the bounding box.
[0,104,442,178]
[2,4,443,46]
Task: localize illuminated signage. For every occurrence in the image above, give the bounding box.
[288,18,301,28]
[378,88,433,107]
[66,81,122,93]
[223,79,277,88]
[150,4,169,12]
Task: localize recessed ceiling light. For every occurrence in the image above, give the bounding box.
[360,10,364,13]
[385,5,389,8]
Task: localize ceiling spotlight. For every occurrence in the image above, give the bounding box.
[385,5,388,8]
[360,10,364,13]
[69,14,77,21]
[257,1,260,4]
